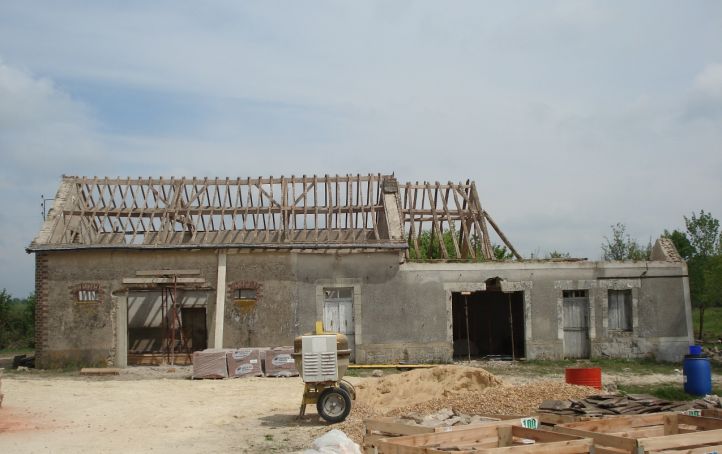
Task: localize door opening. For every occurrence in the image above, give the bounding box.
[127,290,208,365]
[452,289,525,359]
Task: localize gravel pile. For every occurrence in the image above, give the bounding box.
[388,381,598,417]
[339,368,598,444]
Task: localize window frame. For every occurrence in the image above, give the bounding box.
[608,289,633,332]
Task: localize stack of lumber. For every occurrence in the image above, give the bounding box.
[538,394,722,423]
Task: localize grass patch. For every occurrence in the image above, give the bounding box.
[0,348,34,357]
[693,307,722,341]
[617,383,721,401]
[484,357,722,377]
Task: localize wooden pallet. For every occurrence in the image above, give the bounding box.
[127,353,193,366]
[376,424,593,454]
[363,416,505,453]
[554,413,722,454]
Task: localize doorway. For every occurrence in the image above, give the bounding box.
[451,289,525,359]
[127,289,208,365]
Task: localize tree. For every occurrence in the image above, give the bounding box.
[0,289,36,350]
[663,229,695,260]
[685,210,720,257]
[677,210,722,339]
[601,223,650,261]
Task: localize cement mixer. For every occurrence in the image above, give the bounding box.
[292,322,355,423]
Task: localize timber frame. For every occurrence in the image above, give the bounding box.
[28,174,520,261]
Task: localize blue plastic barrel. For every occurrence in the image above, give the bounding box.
[684,350,712,396]
[690,345,703,356]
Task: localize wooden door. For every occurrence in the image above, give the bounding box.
[563,290,590,358]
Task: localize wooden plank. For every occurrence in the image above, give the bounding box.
[652,444,722,454]
[554,426,638,451]
[135,270,201,276]
[122,277,205,284]
[497,425,513,447]
[80,368,121,376]
[678,415,722,431]
[638,429,722,452]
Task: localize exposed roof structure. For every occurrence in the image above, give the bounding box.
[28,174,520,260]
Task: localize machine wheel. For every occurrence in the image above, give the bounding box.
[316,387,351,423]
[339,380,356,400]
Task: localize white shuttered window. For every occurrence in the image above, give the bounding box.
[608,290,632,331]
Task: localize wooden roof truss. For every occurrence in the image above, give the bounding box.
[401,180,521,261]
[32,174,401,249]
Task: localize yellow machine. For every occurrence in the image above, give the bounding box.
[292,322,356,423]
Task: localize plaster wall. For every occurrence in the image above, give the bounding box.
[34,249,692,368]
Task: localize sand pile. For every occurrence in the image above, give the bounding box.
[356,365,503,411]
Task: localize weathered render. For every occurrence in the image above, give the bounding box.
[28,175,693,368]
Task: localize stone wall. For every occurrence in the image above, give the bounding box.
[33,248,692,368]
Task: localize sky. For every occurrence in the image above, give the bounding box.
[0,1,721,297]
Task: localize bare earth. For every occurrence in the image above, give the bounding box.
[0,365,714,454]
[0,367,353,454]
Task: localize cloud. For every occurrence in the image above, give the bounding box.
[0,2,721,294]
[0,60,108,296]
[684,63,722,121]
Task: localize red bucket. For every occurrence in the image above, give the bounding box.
[565,367,602,389]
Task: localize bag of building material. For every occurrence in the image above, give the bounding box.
[264,347,298,377]
[192,350,228,379]
[304,429,361,454]
[226,348,263,378]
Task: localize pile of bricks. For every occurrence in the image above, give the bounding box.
[192,346,298,379]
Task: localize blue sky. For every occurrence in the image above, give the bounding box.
[1,1,721,296]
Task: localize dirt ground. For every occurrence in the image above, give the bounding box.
[0,367,358,453]
[0,364,710,454]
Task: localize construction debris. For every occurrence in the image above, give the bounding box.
[537,393,722,419]
[396,408,500,428]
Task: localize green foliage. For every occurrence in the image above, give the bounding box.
[0,289,35,350]
[663,229,695,260]
[492,244,514,260]
[685,210,721,257]
[692,307,722,341]
[547,250,571,259]
[677,211,722,314]
[617,384,722,401]
[407,230,512,261]
[601,223,650,261]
